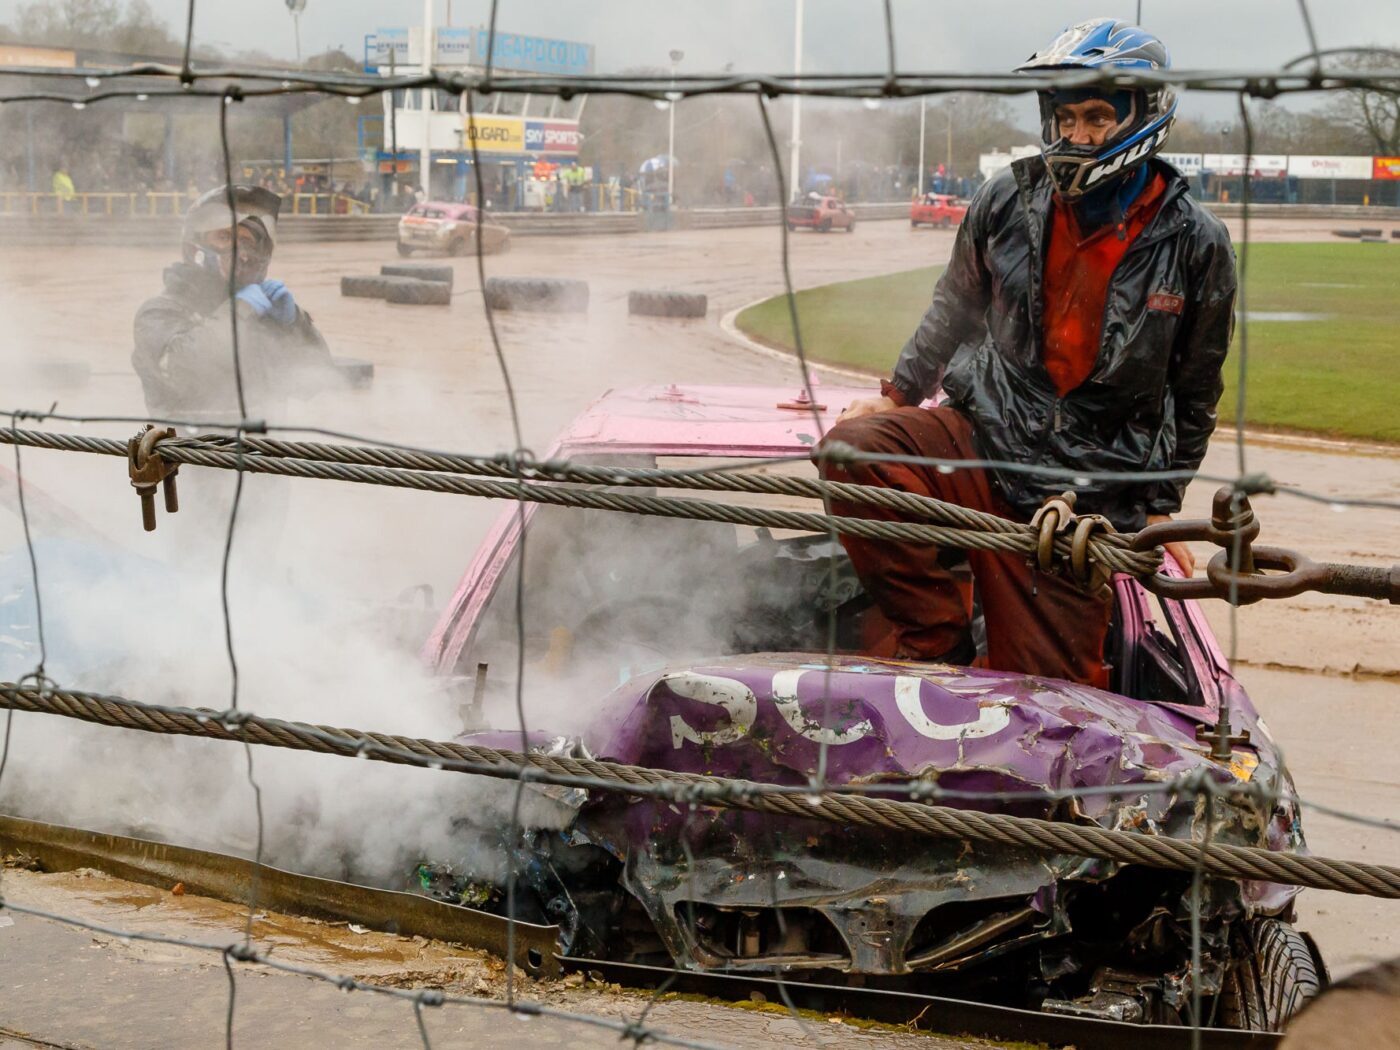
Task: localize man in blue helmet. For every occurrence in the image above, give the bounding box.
[820,19,1237,688]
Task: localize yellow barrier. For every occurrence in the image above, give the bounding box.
[0,191,371,217]
[288,192,370,216]
[0,191,195,216]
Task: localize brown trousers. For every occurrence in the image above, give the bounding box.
[818,406,1112,688]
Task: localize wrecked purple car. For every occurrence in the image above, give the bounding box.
[420,385,1324,1030]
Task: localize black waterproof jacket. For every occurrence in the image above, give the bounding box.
[132,262,336,422]
[889,156,1237,530]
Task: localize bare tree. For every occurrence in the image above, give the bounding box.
[12,0,183,55]
[1321,49,1400,154]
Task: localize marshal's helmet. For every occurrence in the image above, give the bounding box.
[1015,19,1177,200]
[181,184,281,285]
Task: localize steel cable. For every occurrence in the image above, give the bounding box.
[0,426,1161,575]
[3,682,1399,900]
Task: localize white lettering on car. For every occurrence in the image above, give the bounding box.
[664,672,757,748]
[770,669,873,746]
[665,669,1011,749]
[893,676,1010,741]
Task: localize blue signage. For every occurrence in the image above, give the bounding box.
[470,29,595,76]
[372,25,594,75]
[373,27,409,66]
[436,27,472,63]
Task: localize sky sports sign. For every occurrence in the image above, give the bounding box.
[523,120,581,153]
[464,115,580,155]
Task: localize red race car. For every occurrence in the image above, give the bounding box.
[910,192,968,229]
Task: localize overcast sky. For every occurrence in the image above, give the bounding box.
[4,0,1398,122]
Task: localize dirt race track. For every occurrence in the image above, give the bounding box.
[0,215,1397,1046]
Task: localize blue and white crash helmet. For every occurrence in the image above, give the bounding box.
[1015,19,1177,199]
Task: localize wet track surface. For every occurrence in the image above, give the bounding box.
[0,216,1396,1044]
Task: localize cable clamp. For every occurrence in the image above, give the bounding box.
[127,426,179,532]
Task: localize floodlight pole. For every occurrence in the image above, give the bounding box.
[285,0,306,63]
[420,0,433,198]
[667,50,683,207]
[945,108,953,176]
[789,0,804,200]
[918,96,926,193]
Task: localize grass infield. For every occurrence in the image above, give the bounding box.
[735,242,1400,443]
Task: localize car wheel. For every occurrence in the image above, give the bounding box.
[396,242,414,257]
[818,219,831,233]
[1217,918,1326,1031]
[447,237,468,257]
[940,216,952,229]
[910,219,919,227]
[845,221,855,233]
[786,222,797,232]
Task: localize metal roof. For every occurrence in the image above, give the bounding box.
[553,383,867,458]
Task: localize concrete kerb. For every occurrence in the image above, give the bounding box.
[719,298,879,385]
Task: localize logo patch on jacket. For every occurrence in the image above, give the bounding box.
[1147,291,1185,315]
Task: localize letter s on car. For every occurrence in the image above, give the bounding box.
[662,672,758,748]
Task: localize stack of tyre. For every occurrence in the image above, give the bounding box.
[340,263,454,306]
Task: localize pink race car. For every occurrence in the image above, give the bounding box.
[415,385,1321,1033]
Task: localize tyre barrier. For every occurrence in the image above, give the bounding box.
[385,278,453,306]
[1332,229,1363,239]
[1359,227,1384,236]
[483,276,589,313]
[340,274,422,299]
[1393,229,1400,239]
[331,356,375,389]
[628,289,708,319]
[379,263,454,288]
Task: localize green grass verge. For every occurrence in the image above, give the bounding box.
[735,243,1400,443]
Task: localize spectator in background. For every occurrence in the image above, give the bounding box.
[52,164,76,213]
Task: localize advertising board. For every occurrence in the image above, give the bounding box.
[1160,153,1202,176]
[471,29,595,75]
[373,28,409,66]
[460,116,581,155]
[436,27,473,64]
[524,120,581,153]
[376,26,593,74]
[1286,155,1373,179]
[1202,154,1287,176]
[464,115,525,153]
[1372,156,1400,180]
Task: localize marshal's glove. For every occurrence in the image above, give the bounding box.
[235,280,297,325]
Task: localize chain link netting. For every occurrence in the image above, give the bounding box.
[0,0,1397,1047]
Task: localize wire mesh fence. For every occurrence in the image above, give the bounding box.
[0,1,1397,1047]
